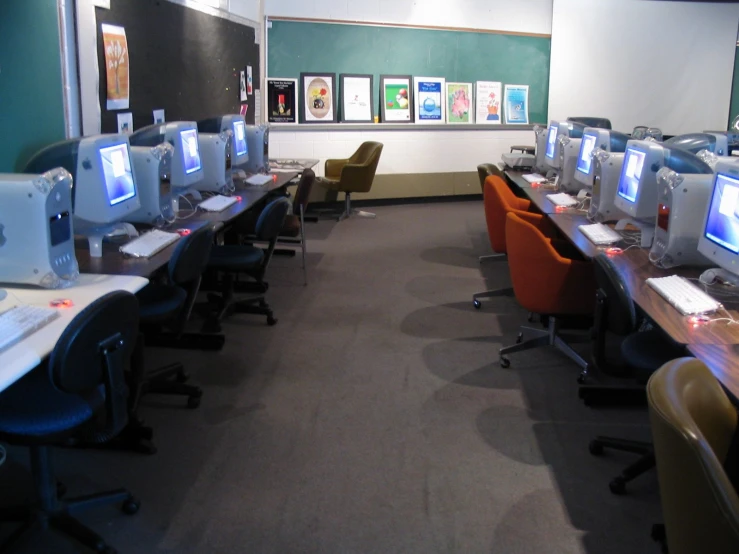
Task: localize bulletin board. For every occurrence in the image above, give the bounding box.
[95,0,259,133]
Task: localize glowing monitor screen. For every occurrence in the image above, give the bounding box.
[617,148,646,203]
[545,125,558,160]
[180,129,202,174]
[704,173,739,254]
[100,143,136,206]
[233,120,247,157]
[577,134,598,175]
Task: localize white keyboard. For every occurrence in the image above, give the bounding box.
[523,173,547,183]
[0,305,60,353]
[246,174,273,186]
[198,195,238,212]
[646,275,721,315]
[546,193,578,207]
[120,229,180,258]
[579,223,622,245]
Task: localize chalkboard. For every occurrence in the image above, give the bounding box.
[729,46,739,128]
[96,0,259,133]
[267,20,550,124]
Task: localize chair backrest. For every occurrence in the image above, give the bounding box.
[647,358,739,554]
[254,196,290,275]
[340,141,384,193]
[505,211,595,315]
[348,141,383,166]
[477,164,503,191]
[292,168,316,214]
[48,291,139,442]
[485,176,529,254]
[169,224,216,285]
[592,253,637,335]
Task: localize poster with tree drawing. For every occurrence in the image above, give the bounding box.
[102,23,130,110]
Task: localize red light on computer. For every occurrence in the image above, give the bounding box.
[605,247,623,256]
[555,205,567,212]
[236,196,242,201]
[50,299,73,308]
[177,228,191,236]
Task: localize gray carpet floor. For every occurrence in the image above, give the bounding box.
[1,200,662,553]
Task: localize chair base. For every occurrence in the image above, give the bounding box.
[472,287,514,309]
[141,362,203,410]
[142,331,225,351]
[589,436,655,495]
[204,292,277,333]
[499,318,589,369]
[578,384,647,407]
[479,253,506,263]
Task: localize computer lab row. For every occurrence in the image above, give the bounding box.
[512,120,739,315]
[0,115,272,291]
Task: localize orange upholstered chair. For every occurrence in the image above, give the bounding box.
[498,211,596,369]
[473,176,555,308]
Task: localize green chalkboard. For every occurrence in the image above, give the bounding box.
[729,46,739,128]
[267,20,550,124]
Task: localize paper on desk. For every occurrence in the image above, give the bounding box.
[523,173,546,183]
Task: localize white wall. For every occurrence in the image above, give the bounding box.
[549,0,739,136]
[265,0,553,35]
[229,0,260,22]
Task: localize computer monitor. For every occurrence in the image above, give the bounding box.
[613,140,665,221]
[632,126,663,141]
[127,143,176,226]
[588,150,627,223]
[245,125,270,174]
[0,168,78,288]
[574,128,630,189]
[665,133,725,156]
[544,120,585,170]
[649,151,714,268]
[696,160,739,284]
[197,132,234,194]
[129,122,204,190]
[567,116,611,130]
[197,114,249,167]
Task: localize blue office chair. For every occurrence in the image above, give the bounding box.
[0,291,140,553]
[134,223,219,409]
[205,196,290,330]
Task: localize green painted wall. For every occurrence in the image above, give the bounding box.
[0,0,66,173]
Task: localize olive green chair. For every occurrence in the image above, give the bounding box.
[647,358,739,554]
[477,163,504,192]
[320,141,384,221]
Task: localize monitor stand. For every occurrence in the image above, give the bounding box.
[699,268,739,287]
[79,222,139,258]
[615,217,655,248]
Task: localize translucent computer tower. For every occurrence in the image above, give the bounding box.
[197,132,234,194]
[198,115,249,168]
[127,143,176,226]
[533,125,548,173]
[557,137,582,193]
[245,125,270,174]
[0,168,78,288]
[649,151,715,268]
[573,128,629,189]
[588,150,626,223]
[697,160,739,285]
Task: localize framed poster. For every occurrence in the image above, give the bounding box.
[379,75,412,123]
[340,74,373,123]
[475,81,502,124]
[300,72,337,123]
[504,84,530,124]
[446,82,473,124]
[414,77,445,124]
[267,78,298,124]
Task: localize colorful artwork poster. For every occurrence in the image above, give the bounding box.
[382,78,411,122]
[415,77,445,123]
[303,74,335,122]
[504,84,530,124]
[446,82,473,124]
[102,24,129,110]
[267,78,298,124]
[341,75,373,122]
[475,81,502,124]
[239,70,247,102]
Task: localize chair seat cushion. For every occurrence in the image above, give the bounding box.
[0,366,104,439]
[281,214,301,237]
[208,244,264,271]
[621,330,686,378]
[136,283,187,322]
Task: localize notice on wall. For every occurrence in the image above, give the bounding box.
[247,66,253,95]
[117,112,133,134]
[504,84,529,124]
[102,24,129,110]
[240,71,247,102]
[152,109,165,124]
[475,81,502,124]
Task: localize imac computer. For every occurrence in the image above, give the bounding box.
[127,142,176,226]
[0,168,78,288]
[25,135,141,257]
[567,117,611,130]
[544,120,585,171]
[533,125,548,173]
[573,128,629,190]
[632,126,663,141]
[197,132,234,194]
[557,136,582,193]
[696,160,739,286]
[665,133,728,156]
[197,114,250,168]
[129,122,204,196]
[588,150,627,223]
[649,151,715,268]
[245,125,270,174]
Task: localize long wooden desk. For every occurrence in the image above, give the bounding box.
[76,172,298,278]
[0,274,149,392]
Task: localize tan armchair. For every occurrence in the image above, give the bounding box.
[320,141,383,221]
[647,358,739,554]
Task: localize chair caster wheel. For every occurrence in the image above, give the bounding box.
[515,332,523,344]
[267,316,278,326]
[187,392,203,409]
[499,356,510,368]
[588,440,604,456]
[577,373,587,385]
[121,497,141,515]
[527,312,535,323]
[609,477,627,495]
[176,370,189,383]
[473,299,481,310]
